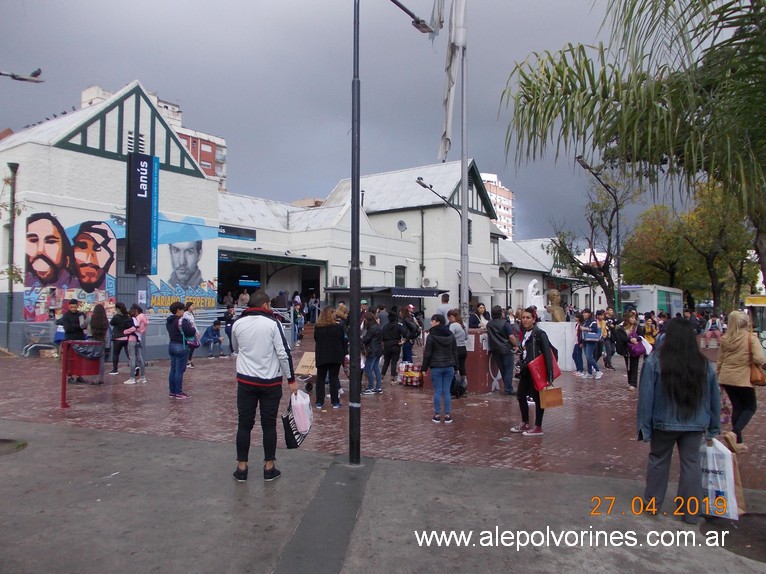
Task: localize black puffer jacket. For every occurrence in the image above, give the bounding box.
[422,324,458,371]
[362,323,383,357]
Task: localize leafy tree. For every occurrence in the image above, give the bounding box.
[621,205,686,287]
[547,172,640,309]
[501,0,766,289]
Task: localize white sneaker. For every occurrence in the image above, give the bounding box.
[573,372,585,377]
[138,377,147,384]
[123,378,136,385]
[594,371,603,380]
[582,374,594,379]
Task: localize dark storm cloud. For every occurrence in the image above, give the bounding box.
[1,0,613,239]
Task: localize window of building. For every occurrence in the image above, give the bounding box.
[394,266,406,287]
[467,219,472,245]
[200,161,212,169]
[201,143,212,153]
[369,254,376,266]
[491,237,499,265]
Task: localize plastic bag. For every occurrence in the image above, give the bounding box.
[282,400,309,449]
[700,438,739,520]
[291,389,313,434]
[640,336,653,355]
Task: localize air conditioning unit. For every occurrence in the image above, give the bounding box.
[333,276,347,287]
[421,277,438,288]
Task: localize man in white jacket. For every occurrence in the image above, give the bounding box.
[231,291,297,482]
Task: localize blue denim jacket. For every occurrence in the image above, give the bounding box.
[636,352,720,441]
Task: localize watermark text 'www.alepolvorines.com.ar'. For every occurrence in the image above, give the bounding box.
[413,526,729,551]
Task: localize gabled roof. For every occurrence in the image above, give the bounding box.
[499,238,553,273]
[322,160,497,219]
[1,80,205,179]
[218,192,347,233]
[219,193,298,231]
[0,105,103,152]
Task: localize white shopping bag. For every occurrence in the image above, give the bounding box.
[700,438,739,520]
[291,389,313,435]
[640,336,653,355]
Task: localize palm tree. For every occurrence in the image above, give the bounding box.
[502,0,766,286]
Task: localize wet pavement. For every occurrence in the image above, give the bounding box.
[0,328,763,490]
[2,329,766,573]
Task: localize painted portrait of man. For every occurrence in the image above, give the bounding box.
[72,221,116,293]
[25,213,74,287]
[169,240,203,289]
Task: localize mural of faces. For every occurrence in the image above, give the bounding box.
[73,221,116,293]
[25,213,72,286]
[24,213,118,321]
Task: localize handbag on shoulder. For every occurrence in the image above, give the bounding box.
[748,335,766,386]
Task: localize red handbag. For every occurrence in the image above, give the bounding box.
[528,351,561,391]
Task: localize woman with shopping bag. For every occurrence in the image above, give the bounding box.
[510,307,556,437]
[716,310,766,450]
[637,318,720,524]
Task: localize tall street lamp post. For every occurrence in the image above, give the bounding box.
[416,176,468,321]
[576,156,621,315]
[349,0,432,465]
[5,163,19,350]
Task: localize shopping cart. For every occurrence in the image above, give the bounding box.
[22,322,57,357]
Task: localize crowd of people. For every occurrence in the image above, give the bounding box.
[54,286,764,519]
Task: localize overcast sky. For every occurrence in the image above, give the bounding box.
[1,0,646,240]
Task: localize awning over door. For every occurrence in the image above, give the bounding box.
[468,272,493,296]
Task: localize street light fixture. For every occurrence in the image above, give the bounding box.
[575,155,621,315]
[389,0,435,33]
[416,176,468,318]
[349,0,431,465]
[0,68,43,83]
[500,261,514,311]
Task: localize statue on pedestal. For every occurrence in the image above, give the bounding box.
[546,289,565,322]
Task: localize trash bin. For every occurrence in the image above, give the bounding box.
[421,329,500,392]
[60,340,104,408]
[464,329,503,393]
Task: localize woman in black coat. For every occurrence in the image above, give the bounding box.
[314,306,347,409]
[510,307,555,437]
[361,312,383,394]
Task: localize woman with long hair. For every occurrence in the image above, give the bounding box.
[510,307,555,437]
[468,302,490,329]
[313,306,346,409]
[108,302,135,377]
[619,311,644,390]
[447,308,468,390]
[637,318,720,524]
[717,311,766,448]
[361,311,383,394]
[88,303,109,385]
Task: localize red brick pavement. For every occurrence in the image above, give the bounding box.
[0,333,763,490]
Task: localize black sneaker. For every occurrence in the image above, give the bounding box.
[444,415,453,424]
[374,388,383,394]
[108,370,118,376]
[233,466,248,482]
[263,466,281,481]
[187,362,195,369]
